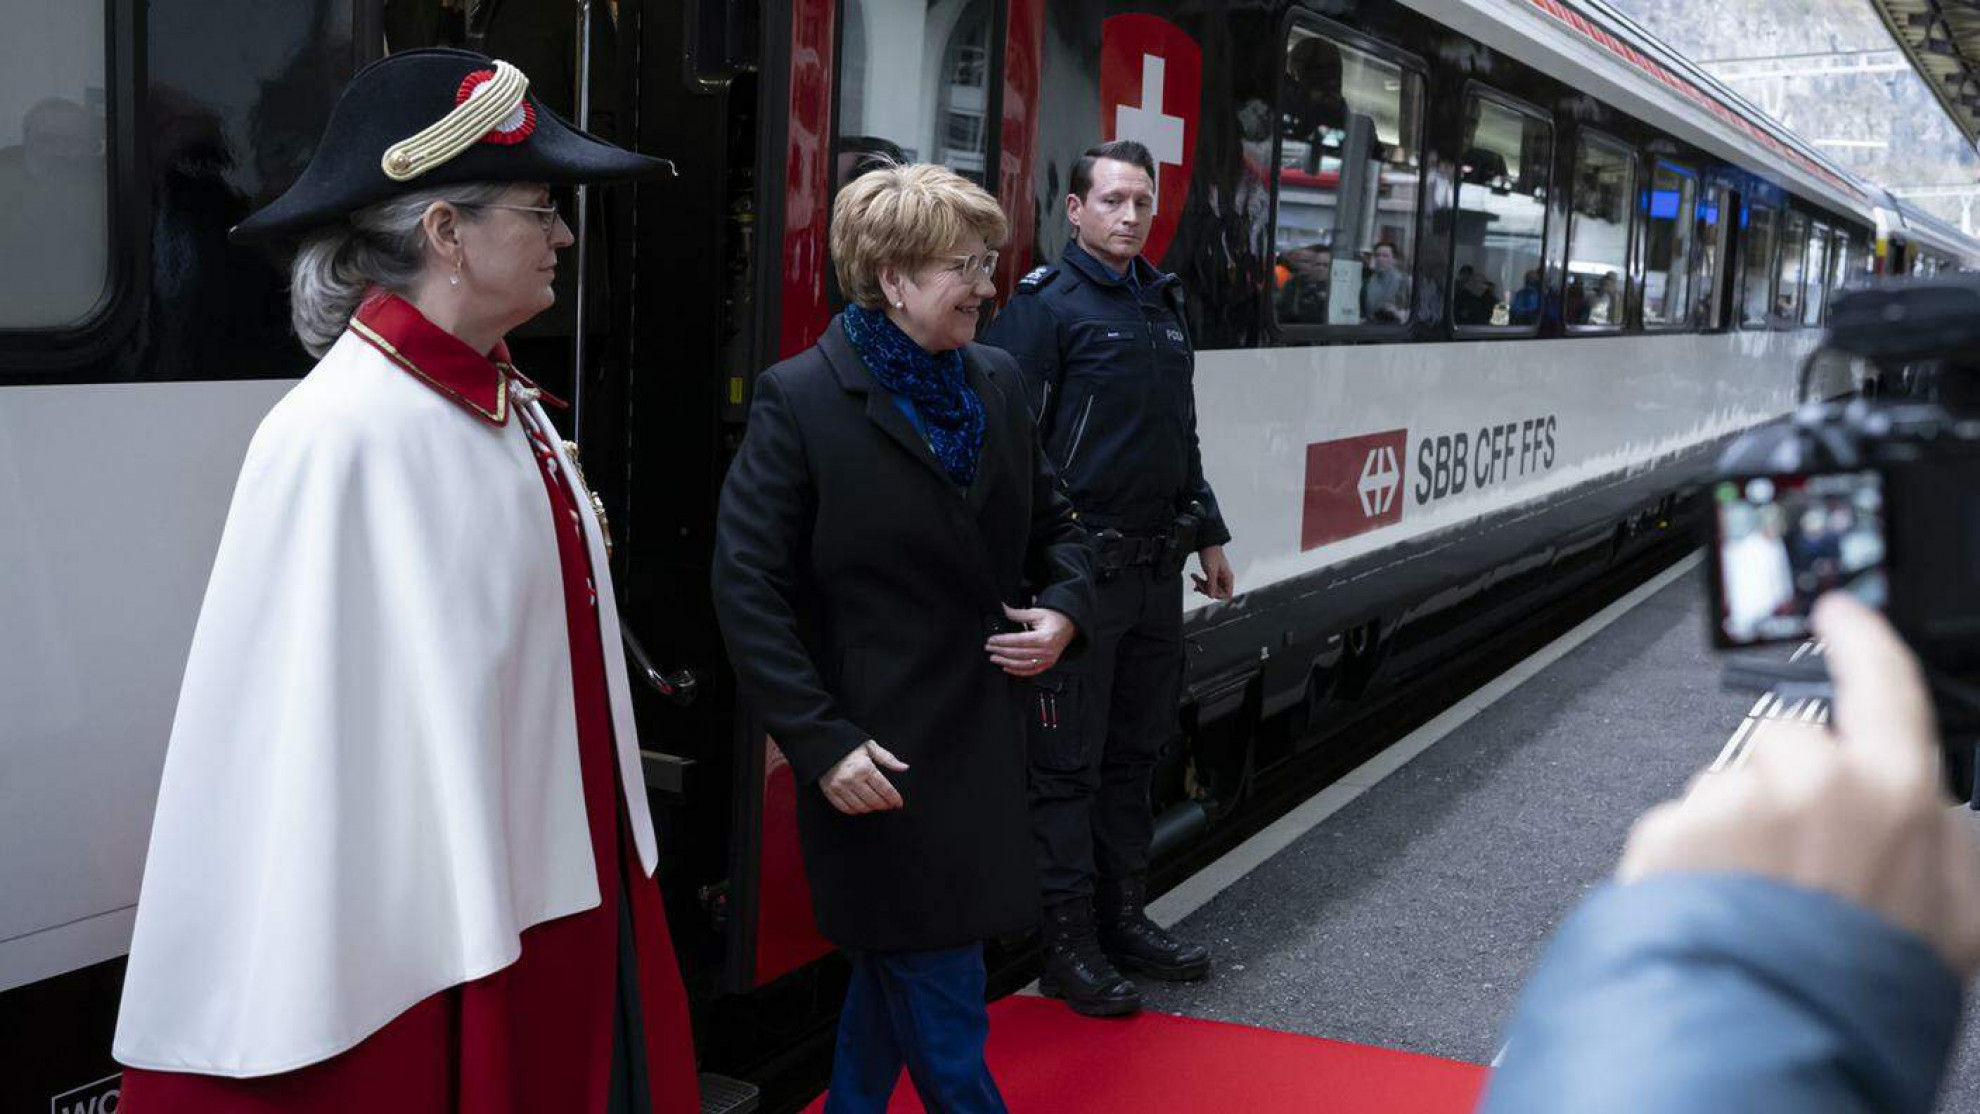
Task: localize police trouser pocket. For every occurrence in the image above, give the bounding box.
[1026,674,1088,773]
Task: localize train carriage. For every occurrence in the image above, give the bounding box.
[4,0,1978,1108]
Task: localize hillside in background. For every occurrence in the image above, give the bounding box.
[1608,0,1979,230]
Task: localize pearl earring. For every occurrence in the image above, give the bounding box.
[450,257,462,287]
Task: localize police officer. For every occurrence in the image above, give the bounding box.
[982,139,1234,1018]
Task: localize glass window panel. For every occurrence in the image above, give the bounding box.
[0,2,111,329]
[1451,95,1551,329]
[1566,137,1631,328]
[1831,234,1853,303]
[1273,26,1424,327]
[1641,162,1697,327]
[1690,186,1724,329]
[1775,212,1807,327]
[834,0,994,186]
[1801,226,1830,326]
[1739,203,1777,329]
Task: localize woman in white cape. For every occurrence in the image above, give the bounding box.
[113,47,698,1114]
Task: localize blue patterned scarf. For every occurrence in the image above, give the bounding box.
[841,304,985,488]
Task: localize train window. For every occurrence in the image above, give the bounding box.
[1826,231,1852,317]
[1640,162,1698,329]
[1,3,111,330]
[1564,134,1632,330]
[1738,203,1778,329]
[1774,211,1807,327]
[1272,26,1424,328]
[1690,186,1725,329]
[1828,234,1847,296]
[835,0,997,186]
[1450,91,1551,331]
[1800,225,1831,326]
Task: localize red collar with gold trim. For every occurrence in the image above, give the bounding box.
[349,291,567,424]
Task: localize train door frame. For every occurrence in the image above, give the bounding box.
[1715,186,1744,331]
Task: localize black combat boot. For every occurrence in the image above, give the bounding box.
[1097,876,1211,981]
[1039,898,1142,1018]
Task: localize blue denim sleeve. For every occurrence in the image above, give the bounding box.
[1480,874,1964,1114]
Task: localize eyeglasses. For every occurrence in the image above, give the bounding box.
[943,250,1000,280]
[467,201,563,233]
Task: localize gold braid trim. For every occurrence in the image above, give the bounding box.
[381,60,529,182]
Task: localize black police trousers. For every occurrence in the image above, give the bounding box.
[1026,564,1183,904]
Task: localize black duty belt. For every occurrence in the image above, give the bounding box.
[1086,501,1208,576]
[1092,527,1172,572]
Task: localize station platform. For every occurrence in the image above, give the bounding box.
[811,553,1980,1112]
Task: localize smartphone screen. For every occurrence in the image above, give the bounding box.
[1709,471,1888,647]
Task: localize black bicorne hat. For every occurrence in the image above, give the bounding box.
[231,48,673,243]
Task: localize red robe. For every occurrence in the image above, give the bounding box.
[121,296,698,1113]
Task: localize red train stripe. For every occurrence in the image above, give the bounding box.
[998,0,1047,284]
[778,0,836,360]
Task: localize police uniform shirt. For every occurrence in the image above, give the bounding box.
[981,240,1230,546]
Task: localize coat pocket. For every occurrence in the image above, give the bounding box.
[1024,673,1088,773]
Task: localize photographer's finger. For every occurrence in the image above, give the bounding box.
[1812,593,1937,780]
[1617,800,1687,882]
[1740,718,1831,772]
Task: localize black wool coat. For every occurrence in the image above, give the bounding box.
[712,318,1096,951]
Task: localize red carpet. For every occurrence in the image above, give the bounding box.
[804,994,1489,1112]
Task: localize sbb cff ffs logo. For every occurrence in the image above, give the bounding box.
[1302,429,1407,550]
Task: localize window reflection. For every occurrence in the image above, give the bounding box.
[1451,95,1551,329]
[835,0,994,187]
[1831,234,1854,299]
[1739,203,1777,329]
[0,3,110,329]
[1642,161,1697,328]
[1271,27,1423,327]
[1800,225,1830,326]
[1775,212,1807,327]
[1690,187,1723,329]
[1566,137,1631,329]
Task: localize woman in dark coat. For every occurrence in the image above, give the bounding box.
[712,163,1095,1112]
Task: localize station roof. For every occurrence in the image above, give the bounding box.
[1865,0,1980,149]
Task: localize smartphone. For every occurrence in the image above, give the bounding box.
[1707,470,1889,648]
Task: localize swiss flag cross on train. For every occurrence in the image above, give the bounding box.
[1100,14,1201,267]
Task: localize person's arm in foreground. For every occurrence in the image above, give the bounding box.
[1482,594,1980,1114]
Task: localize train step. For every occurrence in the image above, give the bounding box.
[700,1072,761,1114]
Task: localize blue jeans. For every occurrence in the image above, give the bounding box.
[824,944,1007,1114]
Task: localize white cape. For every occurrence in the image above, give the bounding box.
[113,331,657,1076]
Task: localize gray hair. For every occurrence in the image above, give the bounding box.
[288,182,511,357]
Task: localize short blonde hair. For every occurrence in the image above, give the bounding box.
[830,163,1009,309]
